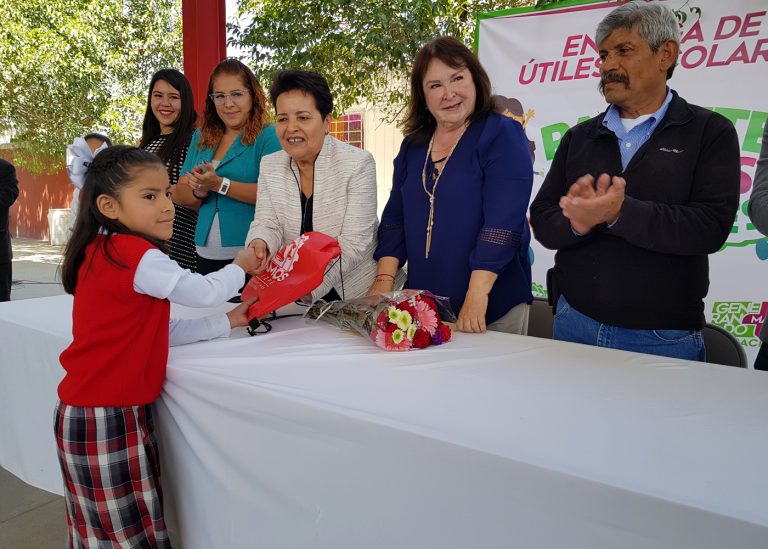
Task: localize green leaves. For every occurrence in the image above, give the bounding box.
[0,0,573,172]
[230,0,538,122]
[0,0,183,173]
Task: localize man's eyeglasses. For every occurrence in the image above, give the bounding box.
[209,90,250,105]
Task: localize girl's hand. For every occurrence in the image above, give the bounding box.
[233,247,261,275]
[247,239,271,274]
[226,296,259,328]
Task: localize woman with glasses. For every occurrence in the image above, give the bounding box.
[180,59,281,274]
[140,69,199,271]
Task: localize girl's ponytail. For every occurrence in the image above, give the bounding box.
[61,146,165,294]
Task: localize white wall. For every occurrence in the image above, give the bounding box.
[359,109,404,219]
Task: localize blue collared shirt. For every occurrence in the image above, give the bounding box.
[603,88,673,170]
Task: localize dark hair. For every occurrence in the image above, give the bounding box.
[61,146,167,294]
[199,59,270,149]
[403,36,496,146]
[269,70,333,119]
[83,133,113,147]
[139,69,197,167]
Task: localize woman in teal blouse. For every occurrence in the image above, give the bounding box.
[180,59,281,274]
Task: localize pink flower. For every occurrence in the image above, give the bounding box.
[371,327,413,351]
[418,295,438,311]
[414,300,438,335]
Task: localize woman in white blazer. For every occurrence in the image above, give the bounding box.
[246,70,379,301]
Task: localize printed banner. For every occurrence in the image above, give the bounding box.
[478,0,768,362]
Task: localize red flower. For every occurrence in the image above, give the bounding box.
[438,323,452,342]
[412,329,431,349]
[376,310,389,330]
[399,302,417,318]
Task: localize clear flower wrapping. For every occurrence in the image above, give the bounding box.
[305,290,457,351]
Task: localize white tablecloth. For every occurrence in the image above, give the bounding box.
[1,295,767,548]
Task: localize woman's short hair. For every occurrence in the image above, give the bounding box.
[139,69,197,166]
[199,59,270,148]
[269,70,333,119]
[596,1,679,78]
[403,36,495,146]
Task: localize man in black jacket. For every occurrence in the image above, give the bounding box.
[748,123,768,370]
[0,158,19,301]
[529,1,740,361]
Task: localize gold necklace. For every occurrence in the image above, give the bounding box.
[421,124,468,259]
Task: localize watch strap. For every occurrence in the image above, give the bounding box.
[217,177,231,195]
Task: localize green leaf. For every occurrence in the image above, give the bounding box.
[0,0,183,173]
[231,0,541,122]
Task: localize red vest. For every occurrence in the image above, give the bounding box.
[58,235,170,406]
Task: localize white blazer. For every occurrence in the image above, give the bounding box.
[247,136,379,300]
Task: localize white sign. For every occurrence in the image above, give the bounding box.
[478,0,768,361]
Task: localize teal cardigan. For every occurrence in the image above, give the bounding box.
[181,125,281,247]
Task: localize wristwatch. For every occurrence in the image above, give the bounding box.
[217,177,231,195]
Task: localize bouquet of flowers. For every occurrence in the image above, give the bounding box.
[304,290,456,351]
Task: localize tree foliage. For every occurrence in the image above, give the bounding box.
[0,0,183,173]
[229,1,539,119]
[231,0,702,120]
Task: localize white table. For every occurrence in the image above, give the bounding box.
[2,295,768,548]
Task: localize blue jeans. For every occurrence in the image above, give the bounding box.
[553,295,706,361]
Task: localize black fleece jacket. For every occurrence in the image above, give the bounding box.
[530,90,740,330]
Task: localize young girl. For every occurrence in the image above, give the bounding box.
[56,146,259,547]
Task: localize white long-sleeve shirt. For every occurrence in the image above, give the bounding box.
[133,249,245,346]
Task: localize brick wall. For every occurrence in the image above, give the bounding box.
[8,165,72,240]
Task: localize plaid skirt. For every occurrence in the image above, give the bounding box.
[54,401,172,548]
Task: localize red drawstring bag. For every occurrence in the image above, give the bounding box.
[241,232,342,335]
